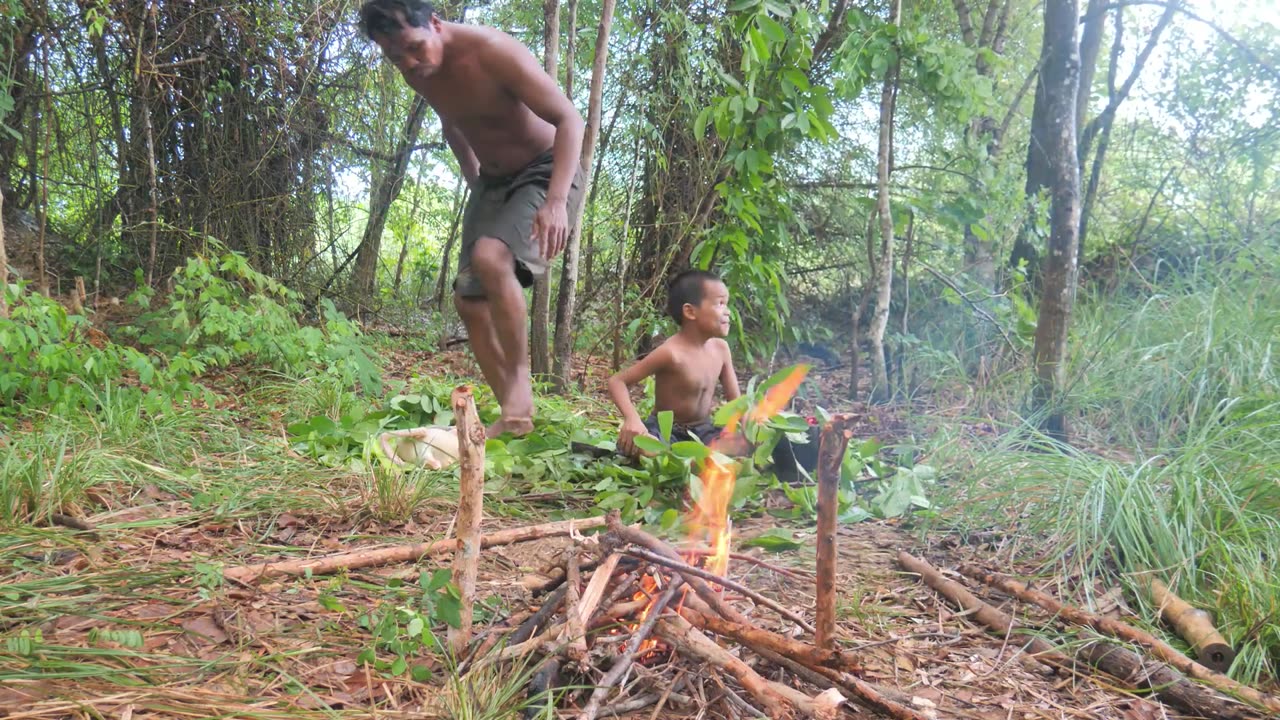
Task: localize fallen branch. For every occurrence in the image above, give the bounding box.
[448,386,485,654]
[815,415,854,648]
[751,645,922,720]
[578,577,684,720]
[1143,576,1237,672]
[654,613,798,719]
[223,516,608,584]
[623,546,816,634]
[900,552,1253,720]
[678,606,861,675]
[960,565,1280,715]
[896,551,1074,670]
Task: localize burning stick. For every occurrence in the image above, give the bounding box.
[449,385,486,655]
[623,547,815,634]
[222,516,608,583]
[606,513,755,629]
[563,553,621,664]
[815,415,855,649]
[577,577,685,720]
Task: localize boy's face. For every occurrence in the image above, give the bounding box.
[686,280,731,338]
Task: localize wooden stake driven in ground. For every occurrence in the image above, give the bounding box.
[899,552,1253,720]
[1143,576,1237,673]
[448,385,486,655]
[223,516,608,584]
[960,565,1280,715]
[815,415,854,649]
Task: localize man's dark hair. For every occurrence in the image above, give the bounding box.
[359,0,438,39]
[666,269,723,324]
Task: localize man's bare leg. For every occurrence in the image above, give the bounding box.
[469,236,535,437]
[454,294,510,411]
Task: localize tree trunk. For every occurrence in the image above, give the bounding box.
[530,0,561,378]
[1030,0,1083,442]
[1075,0,1108,138]
[0,188,7,320]
[1077,0,1179,255]
[392,178,424,297]
[867,0,902,405]
[552,0,616,391]
[611,136,642,373]
[434,178,468,310]
[353,95,430,304]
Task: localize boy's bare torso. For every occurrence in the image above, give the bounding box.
[652,335,731,425]
[405,25,554,176]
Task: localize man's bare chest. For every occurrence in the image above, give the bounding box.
[415,72,515,126]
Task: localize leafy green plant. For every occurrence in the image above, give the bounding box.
[0,282,162,415]
[133,248,381,395]
[356,569,464,680]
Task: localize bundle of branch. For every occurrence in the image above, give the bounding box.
[899,552,1258,720]
[958,565,1280,716]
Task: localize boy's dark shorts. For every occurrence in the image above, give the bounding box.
[454,149,586,299]
[643,414,721,445]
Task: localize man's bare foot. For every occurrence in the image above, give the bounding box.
[486,416,535,438]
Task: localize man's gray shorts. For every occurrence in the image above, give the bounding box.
[454,149,585,299]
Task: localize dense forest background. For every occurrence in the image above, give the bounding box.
[1,0,1278,715]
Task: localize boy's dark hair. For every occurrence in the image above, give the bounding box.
[359,0,438,39]
[666,269,723,324]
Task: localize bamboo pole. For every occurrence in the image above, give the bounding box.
[960,565,1280,715]
[1144,576,1237,673]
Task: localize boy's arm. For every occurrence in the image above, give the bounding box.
[718,340,741,401]
[607,345,673,455]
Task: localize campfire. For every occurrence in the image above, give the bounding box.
[223,380,928,720]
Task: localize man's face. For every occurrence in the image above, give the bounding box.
[374,15,444,81]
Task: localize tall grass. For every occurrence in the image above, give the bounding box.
[931,269,1280,683]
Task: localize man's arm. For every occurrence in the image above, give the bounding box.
[485,33,585,258]
[718,340,741,402]
[442,120,480,186]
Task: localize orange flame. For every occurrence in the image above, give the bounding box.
[689,365,811,580]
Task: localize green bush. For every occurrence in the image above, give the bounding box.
[0,282,163,414]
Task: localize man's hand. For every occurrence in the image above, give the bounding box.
[532,198,570,260]
[617,417,651,457]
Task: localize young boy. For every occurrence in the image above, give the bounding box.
[607,270,741,456]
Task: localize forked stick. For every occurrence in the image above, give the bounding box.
[448,385,485,655]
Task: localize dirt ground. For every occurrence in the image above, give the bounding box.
[1,346,1271,720]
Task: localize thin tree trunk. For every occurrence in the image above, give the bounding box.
[1030,0,1083,442]
[353,95,430,304]
[1075,0,1108,138]
[392,178,423,297]
[434,177,468,310]
[552,0,616,391]
[610,135,642,373]
[0,188,7,319]
[580,89,624,300]
[36,41,51,296]
[530,0,561,378]
[1077,0,1179,254]
[867,0,902,405]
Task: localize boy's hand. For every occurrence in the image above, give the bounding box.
[618,418,651,457]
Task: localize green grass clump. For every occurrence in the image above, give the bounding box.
[933,270,1280,684]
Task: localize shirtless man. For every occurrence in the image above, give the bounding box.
[607,270,742,456]
[359,0,586,437]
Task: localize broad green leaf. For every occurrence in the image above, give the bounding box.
[657,410,674,443]
[757,15,786,43]
[742,528,803,552]
[633,435,667,455]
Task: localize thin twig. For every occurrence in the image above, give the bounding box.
[622,547,816,635]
